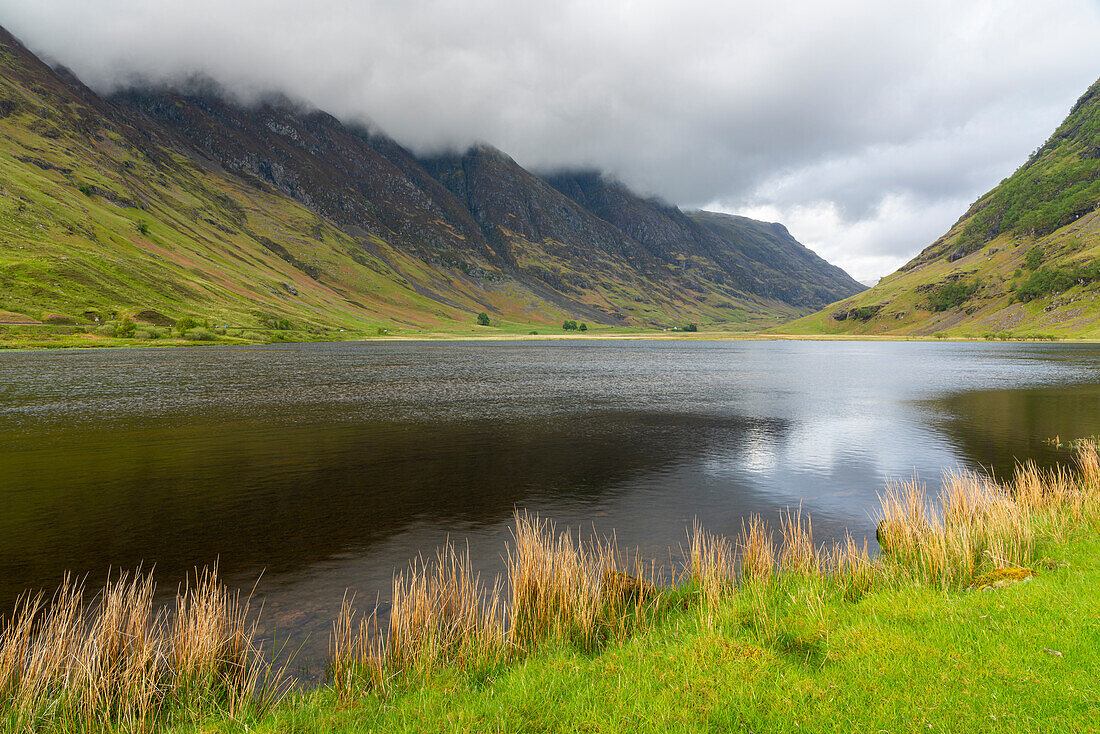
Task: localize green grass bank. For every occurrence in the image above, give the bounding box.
[3,321,1098,350]
[213,535,1100,733]
[3,450,1100,732]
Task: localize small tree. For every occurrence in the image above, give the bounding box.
[562,320,578,331]
[684,323,698,332]
[578,323,588,332]
[175,316,197,335]
[476,312,491,326]
[116,316,136,338]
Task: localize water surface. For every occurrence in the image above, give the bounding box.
[2,340,1099,673]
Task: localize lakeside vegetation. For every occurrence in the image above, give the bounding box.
[3,444,1100,732]
[2,318,1096,350]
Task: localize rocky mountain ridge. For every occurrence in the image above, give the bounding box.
[0,25,863,333]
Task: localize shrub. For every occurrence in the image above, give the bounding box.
[1015,259,1100,302]
[135,220,149,235]
[184,327,217,341]
[258,314,292,330]
[927,279,982,311]
[115,316,136,338]
[476,312,491,326]
[133,329,159,340]
[578,323,588,332]
[932,331,948,339]
[562,320,578,331]
[1023,247,1044,270]
[175,316,197,335]
[77,183,92,196]
[684,323,698,332]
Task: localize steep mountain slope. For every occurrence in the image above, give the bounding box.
[782,77,1100,338]
[687,210,866,305]
[0,25,862,333]
[422,149,846,325]
[112,83,499,266]
[545,171,865,308]
[0,27,548,332]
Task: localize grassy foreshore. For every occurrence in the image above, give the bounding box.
[236,538,1100,733]
[3,450,1100,732]
[2,321,1096,350]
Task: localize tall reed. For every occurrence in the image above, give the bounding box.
[329,544,507,698]
[778,506,818,577]
[822,533,875,599]
[330,596,386,698]
[737,514,774,584]
[0,567,283,733]
[509,512,655,650]
[12,445,1100,722]
[687,522,736,622]
[332,445,1100,690]
[388,545,506,672]
[330,514,657,694]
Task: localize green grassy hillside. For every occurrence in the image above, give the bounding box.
[0,25,868,345]
[0,32,570,339]
[781,78,1100,338]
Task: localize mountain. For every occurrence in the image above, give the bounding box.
[781,77,1100,338]
[0,25,861,334]
[686,210,865,306]
[545,171,864,308]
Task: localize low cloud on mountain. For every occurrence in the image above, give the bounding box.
[4,0,1099,281]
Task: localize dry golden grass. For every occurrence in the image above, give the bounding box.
[508,512,654,651]
[170,566,280,716]
[389,545,506,672]
[873,445,1100,588]
[327,443,1100,691]
[687,522,735,623]
[9,445,1100,723]
[822,533,875,599]
[329,513,657,695]
[778,506,818,577]
[330,596,386,698]
[1013,442,1100,531]
[330,544,506,698]
[0,566,283,733]
[737,515,775,584]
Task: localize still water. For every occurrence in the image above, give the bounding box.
[2,340,1100,673]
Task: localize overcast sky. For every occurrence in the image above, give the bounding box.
[3,1,1099,282]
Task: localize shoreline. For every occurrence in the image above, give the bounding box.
[3,446,1099,731]
[3,326,1098,352]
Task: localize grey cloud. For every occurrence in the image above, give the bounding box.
[2,0,1099,278]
